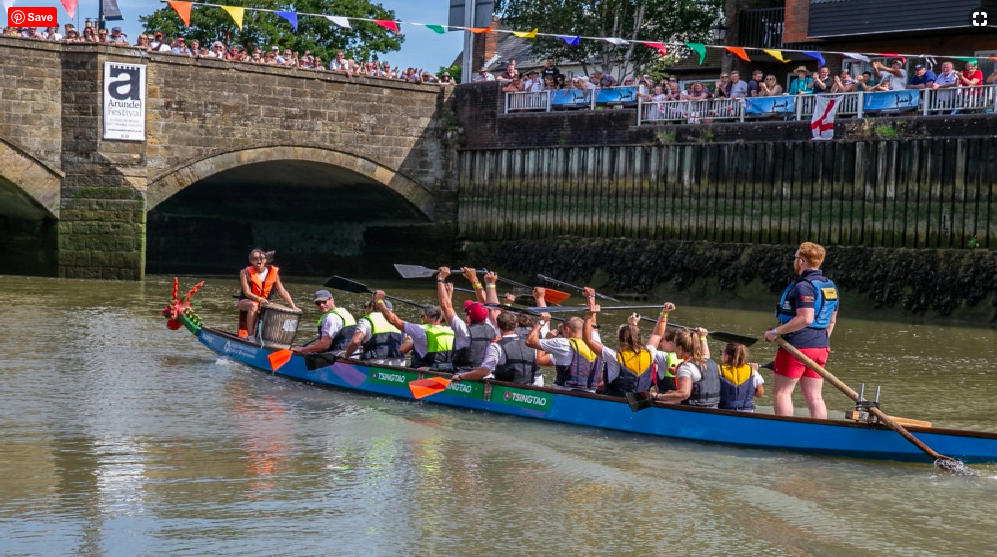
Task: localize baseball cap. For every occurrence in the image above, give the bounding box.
[463,300,489,323]
[271,45,279,50]
[914,64,925,70]
[312,290,333,303]
[112,26,122,32]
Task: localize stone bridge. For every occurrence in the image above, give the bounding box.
[0,37,458,279]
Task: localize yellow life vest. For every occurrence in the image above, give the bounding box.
[568,337,598,362]
[616,348,653,376]
[720,363,753,386]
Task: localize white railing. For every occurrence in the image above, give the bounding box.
[505,90,550,112]
[636,84,997,125]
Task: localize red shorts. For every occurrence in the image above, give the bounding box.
[773,347,829,379]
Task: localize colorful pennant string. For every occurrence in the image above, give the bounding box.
[326,15,349,28]
[221,5,243,28]
[725,47,750,62]
[60,0,77,18]
[275,10,297,32]
[168,0,191,27]
[156,1,994,71]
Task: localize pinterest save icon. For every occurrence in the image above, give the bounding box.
[7,7,58,26]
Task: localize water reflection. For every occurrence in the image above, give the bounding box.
[2,274,997,556]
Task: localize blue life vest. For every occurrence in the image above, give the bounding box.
[684,359,721,408]
[602,349,654,397]
[452,322,494,372]
[492,336,540,385]
[775,274,838,329]
[719,364,755,411]
[555,337,602,390]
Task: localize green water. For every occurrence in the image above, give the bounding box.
[2,274,996,556]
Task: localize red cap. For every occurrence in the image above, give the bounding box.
[463,300,489,323]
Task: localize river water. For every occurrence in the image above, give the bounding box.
[2,274,996,556]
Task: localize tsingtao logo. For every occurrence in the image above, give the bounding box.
[7,6,58,26]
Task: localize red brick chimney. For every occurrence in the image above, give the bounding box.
[783,0,810,44]
[472,15,501,70]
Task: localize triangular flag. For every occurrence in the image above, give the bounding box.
[955,57,979,65]
[880,53,907,63]
[803,51,825,66]
[842,52,870,63]
[603,37,629,46]
[375,20,399,33]
[512,28,539,39]
[168,1,192,27]
[3,0,16,14]
[763,49,788,63]
[60,0,77,18]
[275,10,297,32]
[469,26,491,33]
[267,349,292,371]
[643,42,667,57]
[326,15,350,28]
[221,5,244,28]
[684,42,706,64]
[559,35,580,46]
[725,47,750,62]
[425,24,446,34]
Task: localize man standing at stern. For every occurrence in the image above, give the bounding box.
[763,242,839,419]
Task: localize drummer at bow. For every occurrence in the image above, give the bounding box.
[236,248,298,338]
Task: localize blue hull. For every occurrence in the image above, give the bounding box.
[198,328,997,464]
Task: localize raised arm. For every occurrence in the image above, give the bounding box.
[482,271,500,305]
[647,302,676,347]
[525,311,551,350]
[437,267,457,323]
[462,267,485,303]
[374,290,408,330]
[695,327,711,359]
[582,309,604,355]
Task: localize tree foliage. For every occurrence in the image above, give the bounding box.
[139,0,403,62]
[495,0,723,78]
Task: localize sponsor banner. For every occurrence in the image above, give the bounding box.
[366,369,420,387]
[550,89,589,107]
[595,86,637,105]
[862,90,920,112]
[744,96,796,115]
[491,386,552,412]
[443,380,485,399]
[103,62,147,141]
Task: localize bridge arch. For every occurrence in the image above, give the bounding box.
[0,139,62,220]
[146,146,435,219]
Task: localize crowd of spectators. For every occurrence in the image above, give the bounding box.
[1,23,453,84]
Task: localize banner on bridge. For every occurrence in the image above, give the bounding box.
[103,62,146,141]
[744,96,796,115]
[861,90,920,113]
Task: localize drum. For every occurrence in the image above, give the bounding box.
[257,304,302,349]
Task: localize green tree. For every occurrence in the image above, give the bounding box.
[495,0,722,78]
[139,0,403,62]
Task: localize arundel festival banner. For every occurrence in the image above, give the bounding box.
[103,62,147,141]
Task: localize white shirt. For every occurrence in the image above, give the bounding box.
[319,312,345,340]
[450,315,497,350]
[886,69,908,91]
[538,330,602,366]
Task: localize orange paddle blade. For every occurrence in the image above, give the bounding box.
[268,349,293,371]
[543,289,571,305]
[409,377,452,399]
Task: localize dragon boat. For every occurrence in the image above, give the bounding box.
[164,281,997,465]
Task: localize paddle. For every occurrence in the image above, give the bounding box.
[482,303,566,324]
[528,305,665,314]
[408,376,452,399]
[268,349,292,371]
[323,276,426,309]
[537,274,622,303]
[638,316,759,347]
[395,265,571,304]
[626,391,655,411]
[774,338,967,473]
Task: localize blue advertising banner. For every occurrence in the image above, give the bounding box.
[550,89,589,108]
[862,91,920,112]
[744,96,796,115]
[595,86,637,105]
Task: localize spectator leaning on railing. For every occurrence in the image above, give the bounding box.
[906,63,936,89]
[872,59,907,90]
[787,66,813,95]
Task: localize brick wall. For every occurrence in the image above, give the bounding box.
[783,0,810,44]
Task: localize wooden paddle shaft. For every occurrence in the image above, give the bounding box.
[774,338,949,462]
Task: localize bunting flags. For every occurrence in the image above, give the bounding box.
[326,15,350,28]
[374,20,399,33]
[276,10,297,32]
[139,2,995,73]
[168,1,192,28]
[725,47,750,62]
[60,0,77,19]
[221,5,243,28]
[2,0,15,14]
[644,42,667,57]
[803,51,826,66]
[684,42,706,64]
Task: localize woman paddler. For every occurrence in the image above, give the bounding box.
[580,287,672,396]
[236,249,297,338]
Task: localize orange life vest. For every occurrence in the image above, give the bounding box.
[246,265,280,299]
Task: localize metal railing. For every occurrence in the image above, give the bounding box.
[738,7,784,49]
[504,85,643,114]
[635,85,997,125]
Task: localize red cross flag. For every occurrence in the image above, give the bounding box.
[811,95,841,140]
